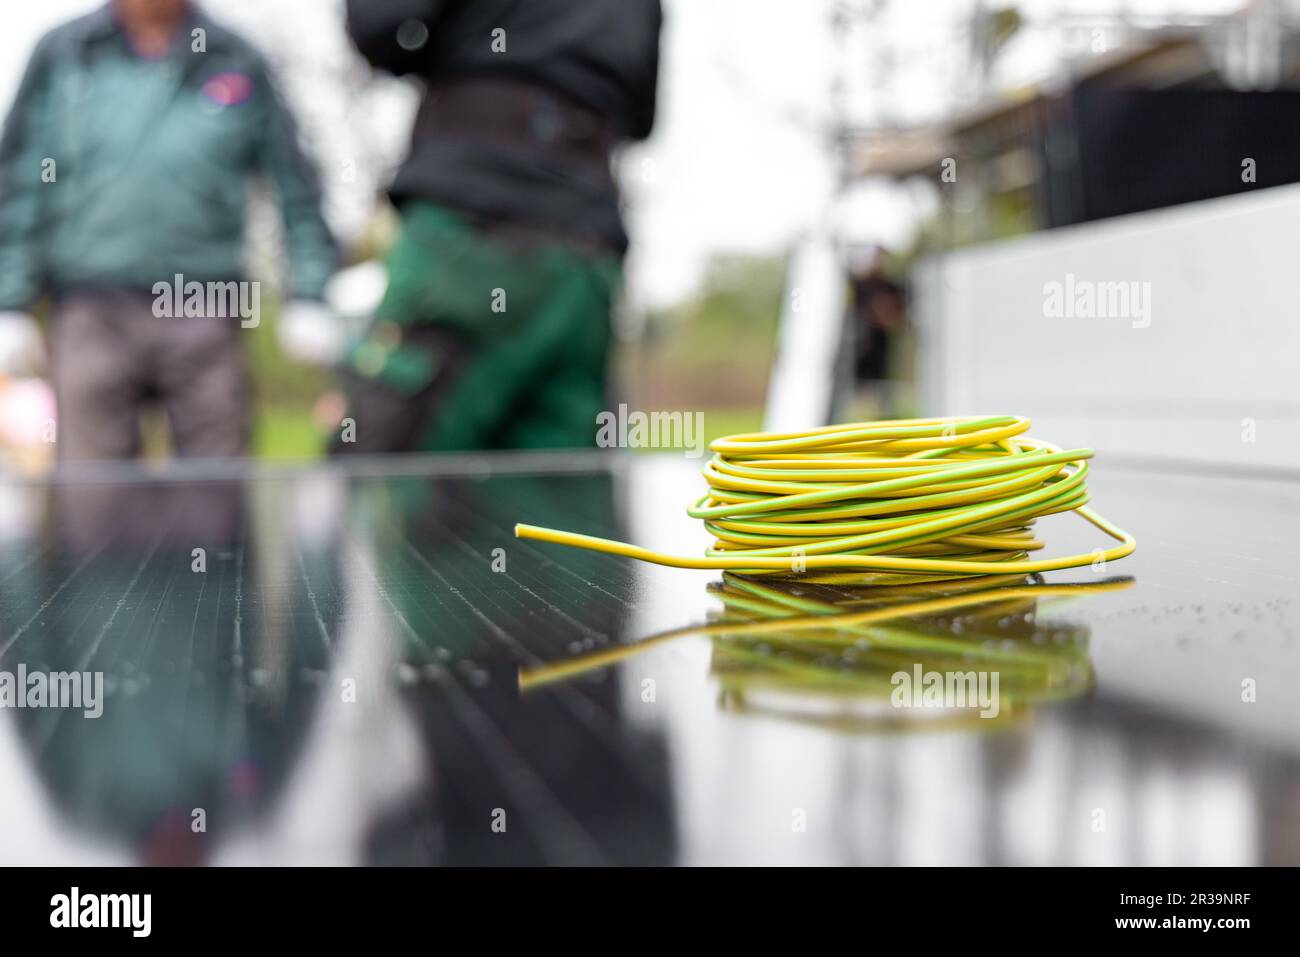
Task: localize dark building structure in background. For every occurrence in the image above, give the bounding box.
[855,24,1300,244]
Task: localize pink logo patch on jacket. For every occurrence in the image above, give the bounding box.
[200,72,254,107]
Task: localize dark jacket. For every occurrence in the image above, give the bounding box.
[346,0,662,253]
[0,3,337,311]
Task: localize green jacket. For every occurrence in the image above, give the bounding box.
[0,3,336,312]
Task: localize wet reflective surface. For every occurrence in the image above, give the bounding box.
[0,452,1297,865]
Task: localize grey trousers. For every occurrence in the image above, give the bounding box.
[51,291,251,461]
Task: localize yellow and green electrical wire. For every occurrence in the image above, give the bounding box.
[516,414,1135,584]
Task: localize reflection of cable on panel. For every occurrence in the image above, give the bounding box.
[515,568,1110,861]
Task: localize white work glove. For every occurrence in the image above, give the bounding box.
[277,300,348,367]
[0,312,46,376]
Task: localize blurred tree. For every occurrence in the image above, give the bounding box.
[616,254,784,429]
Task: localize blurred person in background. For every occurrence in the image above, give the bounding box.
[336,0,662,453]
[0,0,339,462]
[848,248,906,417]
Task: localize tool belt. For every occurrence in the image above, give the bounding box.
[411,77,616,184]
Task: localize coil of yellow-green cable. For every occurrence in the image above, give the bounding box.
[516,414,1135,585]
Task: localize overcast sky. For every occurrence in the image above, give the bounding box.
[0,0,1243,310]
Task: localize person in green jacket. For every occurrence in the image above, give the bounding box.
[0,0,340,461]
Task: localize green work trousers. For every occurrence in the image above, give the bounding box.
[333,202,620,453]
